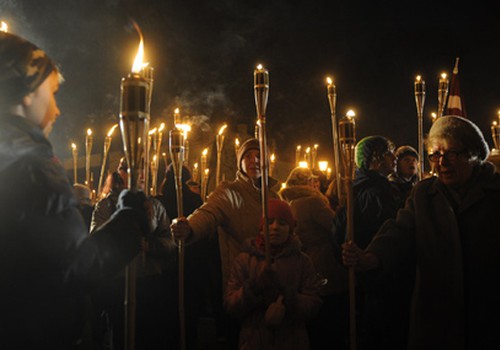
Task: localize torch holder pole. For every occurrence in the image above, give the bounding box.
[169,128,186,350]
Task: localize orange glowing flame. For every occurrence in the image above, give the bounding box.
[131,21,148,73]
[202,148,208,156]
[0,21,8,33]
[87,128,92,136]
[305,147,311,154]
[174,108,180,115]
[204,168,210,175]
[218,124,227,135]
[235,138,240,147]
[107,124,118,137]
[326,77,333,85]
[416,75,422,82]
[71,143,77,150]
[148,127,157,135]
[256,64,263,70]
[158,123,165,132]
[440,73,447,80]
[297,145,301,151]
[346,110,356,118]
[194,163,198,169]
[318,161,328,171]
[270,153,275,162]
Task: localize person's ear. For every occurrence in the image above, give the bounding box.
[22,92,34,107]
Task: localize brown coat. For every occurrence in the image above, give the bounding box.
[225,237,322,350]
[188,171,277,287]
[279,185,348,295]
[367,162,500,349]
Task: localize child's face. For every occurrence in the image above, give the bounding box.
[268,218,291,246]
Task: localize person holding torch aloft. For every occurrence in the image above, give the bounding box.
[335,134,413,350]
[0,31,149,349]
[343,115,500,349]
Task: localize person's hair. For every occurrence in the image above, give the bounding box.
[100,171,125,199]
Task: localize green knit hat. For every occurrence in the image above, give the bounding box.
[355,135,394,169]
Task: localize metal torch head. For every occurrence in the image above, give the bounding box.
[119,73,150,190]
[492,124,500,150]
[254,66,269,118]
[339,114,356,177]
[169,127,185,167]
[414,78,426,117]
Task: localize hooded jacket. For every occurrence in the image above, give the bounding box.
[0,115,141,348]
[279,185,347,295]
[225,236,322,350]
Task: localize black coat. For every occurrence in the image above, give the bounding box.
[0,115,141,349]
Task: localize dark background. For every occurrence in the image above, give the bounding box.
[2,0,499,177]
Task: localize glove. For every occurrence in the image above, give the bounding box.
[117,189,151,235]
[265,295,285,328]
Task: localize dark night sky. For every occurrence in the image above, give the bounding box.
[2,0,500,174]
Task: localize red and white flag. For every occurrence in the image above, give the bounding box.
[445,57,467,118]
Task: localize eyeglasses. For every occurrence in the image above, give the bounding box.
[427,150,468,163]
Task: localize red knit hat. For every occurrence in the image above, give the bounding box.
[260,199,295,232]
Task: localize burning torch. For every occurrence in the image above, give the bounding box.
[216,124,227,186]
[437,72,449,119]
[85,128,93,188]
[492,111,500,152]
[339,110,357,350]
[200,148,209,201]
[327,76,343,205]
[296,145,301,167]
[254,63,271,266]
[119,22,151,350]
[71,143,78,184]
[169,123,186,350]
[414,75,426,178]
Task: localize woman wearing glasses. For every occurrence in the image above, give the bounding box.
[342,115,500,349]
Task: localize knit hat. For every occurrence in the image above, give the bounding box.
[237,138,260,172]
[355,135,395,169]
[260,199,295,232]
[0,32,56,107]
[285,167,317,187]
[395,145,419,161]
[427,115,489,161]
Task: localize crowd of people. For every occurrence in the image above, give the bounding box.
[2,31,500,350]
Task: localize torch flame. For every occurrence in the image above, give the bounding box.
[318,161,328,172]
[493,121,498,126]
[87,128,92,136]
[194,163,198,169]
[416,75,421,82]
[202,148,208,156]
[149,127,157,135]
[440,73,447,80]
[346,110,356,118]
[314,144,319,149]
[131,21,148,73]
[174,108,180,115]
[235,138,240,147]
[71,143,77,150]
[158,122,165,132]
[218,124,228,135]
[0,21,8,33]
[270,153,275,162]
[107,124,119,137]
[204,168,210,175]
[305,147,311,154]
[297,145,301,151]
[256,64,263,70]
[326,77,333,85]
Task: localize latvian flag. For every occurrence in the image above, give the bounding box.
[445,57,467,118]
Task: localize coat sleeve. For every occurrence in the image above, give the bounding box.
[224,253,263,319]
[366,191,417,272]
[187,184,233,243]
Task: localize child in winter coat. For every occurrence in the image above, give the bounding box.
[224,199,322,350]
